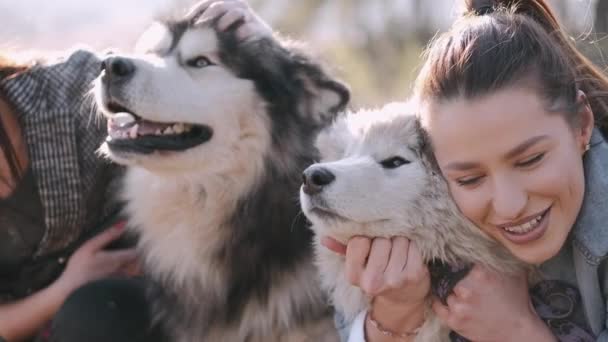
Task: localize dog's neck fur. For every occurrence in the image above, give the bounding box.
[121,128,324,340]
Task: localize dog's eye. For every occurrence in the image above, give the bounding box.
[380,156,410,169]
[186,56,213,68]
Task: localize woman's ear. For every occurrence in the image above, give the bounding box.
[576,90,594,154]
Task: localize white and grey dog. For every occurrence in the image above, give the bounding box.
[300,102,525,342]
[94,8,349,342]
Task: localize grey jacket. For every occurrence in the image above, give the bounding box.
[553,127,608,340]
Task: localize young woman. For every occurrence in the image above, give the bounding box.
[0,1,265,341]
[331,0,608,341]
[0,45,149,342]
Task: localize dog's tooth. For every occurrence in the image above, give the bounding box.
[109,129,120,139]
[129,124,139,139]
[183,124,192,132]
[173,123,184,134]
[114,112,137,128]
[155,129,163,135]
[163,127,174,135]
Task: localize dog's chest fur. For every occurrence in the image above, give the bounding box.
[123,168,333,341]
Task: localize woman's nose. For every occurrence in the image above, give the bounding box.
[490,175,528,221]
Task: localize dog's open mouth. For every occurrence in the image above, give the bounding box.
[105,103,213,154]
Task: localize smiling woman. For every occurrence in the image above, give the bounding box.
[0,49,151,342]
[424,86,592,265]
[409,0,608,340]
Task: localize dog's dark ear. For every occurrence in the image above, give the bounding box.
[296,69,350,126]
[217,34,350,125]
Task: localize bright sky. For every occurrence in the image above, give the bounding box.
[0,0,595,54]
[0,0,182,52]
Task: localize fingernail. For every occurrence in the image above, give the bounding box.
[113,221,127,231]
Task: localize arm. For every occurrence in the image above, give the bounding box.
[0,281,72,342]
[0,224,137,342]
[324,237,430,342]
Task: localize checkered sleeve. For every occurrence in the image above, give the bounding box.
[1,49,121,256]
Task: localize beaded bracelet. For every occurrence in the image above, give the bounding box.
[366,310,420,340]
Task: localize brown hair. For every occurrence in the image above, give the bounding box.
[0,55,28,186]
[415,0,608,137]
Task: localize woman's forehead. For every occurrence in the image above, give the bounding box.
[422,88,546,128]
[422,88,571,163]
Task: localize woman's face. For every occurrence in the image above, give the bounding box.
[422,87,594,265]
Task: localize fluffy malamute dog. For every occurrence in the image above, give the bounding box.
[94,8,349,342]
[300,102,524,342]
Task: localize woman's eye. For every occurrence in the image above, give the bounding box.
[187,56,213,68]
[516,153,545,167]
[380,156,410,169]
[456,175,483,187]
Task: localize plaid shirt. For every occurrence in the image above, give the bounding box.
[0,50,120,257]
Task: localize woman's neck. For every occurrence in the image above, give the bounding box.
[0,94,29,198]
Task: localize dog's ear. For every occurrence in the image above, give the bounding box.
[315,115,352,161]
[296,69,350,127]
[217,34,350,125]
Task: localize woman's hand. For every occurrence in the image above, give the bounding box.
[322,236,430,339]
[55,223,138,295]
[432,264,556,342]
[189,0,272,41]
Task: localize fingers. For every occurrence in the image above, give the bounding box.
[197,1,249,25]
[120,259,143,277]
[185,0,214,18]
[432,298,450,323]
[186,0,243,21]
[235,21,272,41]
[404,242,427,283]
[81,223,126,253]
[345,237,371,285]
[101,248,139,266]
[360,238,391,295]
[321,236,347,255]
[218,7,248,31]
[189,0,272,41]
[198,1,232,24]
[384,237,409,279]
[453,282,473,300]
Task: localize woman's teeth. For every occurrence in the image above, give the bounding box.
[502,214,544,234]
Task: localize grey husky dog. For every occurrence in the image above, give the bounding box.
[94,6,349,342]
[300,102,525,342]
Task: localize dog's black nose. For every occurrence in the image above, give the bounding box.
[302,167,335,195]
[101,56,135,81]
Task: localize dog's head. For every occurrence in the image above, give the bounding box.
[94,11,349,177]
[300,102,438,241]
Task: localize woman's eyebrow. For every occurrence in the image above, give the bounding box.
[443,135,549,171]
[504,135,548,159]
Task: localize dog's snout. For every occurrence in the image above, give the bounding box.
[302,167,335,195]
[102,56,136,81]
